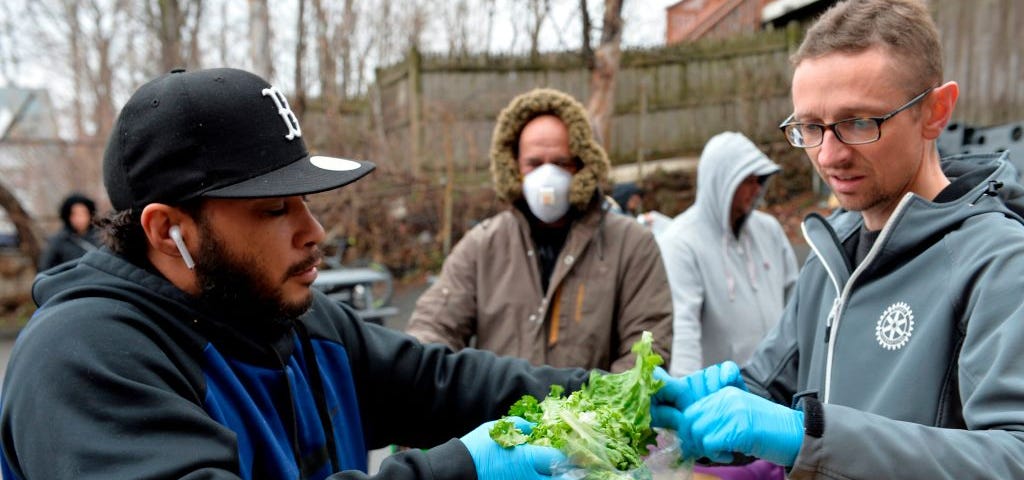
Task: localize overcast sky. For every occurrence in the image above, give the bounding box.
[447,0,676,53]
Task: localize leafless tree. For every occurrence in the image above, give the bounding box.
[351,21,376,96]
[442,0,471,58]
[337,0,358,98]
[64,1,88,140]
[310,0,341,151]
[217,2,230,67]
[293,0,308,118]
[404,1,431,53]
[143,0,204,72]
[370,1,399,68]
[586,0,624,149]
[248,0,273,80]
[19,0,144,144]
[526,0,551,60]
[483,0,498,53]
[579,0,594,67]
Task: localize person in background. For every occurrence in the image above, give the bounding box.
[657,132,798,377]
[37,192,101,270]
[0,67,703,480]
[656,131,797,480]
[611,182,644,217]
[406,88,672,372]
[654,1,1024,477]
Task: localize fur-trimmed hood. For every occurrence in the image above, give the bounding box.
[490,88,610,210]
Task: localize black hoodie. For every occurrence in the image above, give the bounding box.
[2,249,587,479]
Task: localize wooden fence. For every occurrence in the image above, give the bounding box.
[933,0,1023,127]
[374,25,801,171]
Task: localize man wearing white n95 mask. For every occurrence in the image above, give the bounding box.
[407,88,672,372]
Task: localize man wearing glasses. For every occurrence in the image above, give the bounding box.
[650,0,1024,477]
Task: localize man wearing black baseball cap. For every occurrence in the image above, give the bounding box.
[0,68,606,479]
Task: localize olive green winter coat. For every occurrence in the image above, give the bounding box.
[406,88,672,371]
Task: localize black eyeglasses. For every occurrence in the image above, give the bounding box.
[779,87,934,148]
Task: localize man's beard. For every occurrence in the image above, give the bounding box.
[192,221,321,329]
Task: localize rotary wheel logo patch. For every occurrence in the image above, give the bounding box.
[876,302,914,350]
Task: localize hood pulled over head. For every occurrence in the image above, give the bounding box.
[695,131,780,232]
[490,88,610,210]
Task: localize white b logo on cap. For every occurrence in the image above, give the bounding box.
[262,86,302,140]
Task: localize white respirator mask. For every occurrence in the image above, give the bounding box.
[522,163,572,224]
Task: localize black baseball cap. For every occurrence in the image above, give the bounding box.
[103,67,375,211]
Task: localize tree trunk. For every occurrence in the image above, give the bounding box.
[586,0,624,149]
[0,180,42,264]
[527,0,550,61]
[93,34,116,143]
[579,0,594,68]
[293,0,307,119]
[407,46,422,178]
[248,0,273,80]
[185,0,203,69]
[312,0,340,151]
[218,2,229,66]
[336,0,357,99]
[64,1,87,140]
[156,0,185,71]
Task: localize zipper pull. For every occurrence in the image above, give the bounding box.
[969,180,1004,206]
[824,297,840,343]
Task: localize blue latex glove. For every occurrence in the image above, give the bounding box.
[650,362,747,431]
[461,417,569,480]
[650,362,747,459]
[684,386,804,466]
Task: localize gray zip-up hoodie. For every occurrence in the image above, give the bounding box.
[744,152,1024,479]
[657,132,798,375]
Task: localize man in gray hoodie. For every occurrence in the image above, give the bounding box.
[652,0,1024,478]
[657,131,798,377]
[658,131,797,479]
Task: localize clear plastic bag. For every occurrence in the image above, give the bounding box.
[550,429,694,480]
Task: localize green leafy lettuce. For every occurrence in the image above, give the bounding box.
[489,331,665,479]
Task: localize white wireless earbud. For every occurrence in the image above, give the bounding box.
[168,225,195,270]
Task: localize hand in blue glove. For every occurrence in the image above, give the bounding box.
[461,417,569,480]
[650,362,747,431]
[684,386,804,466]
